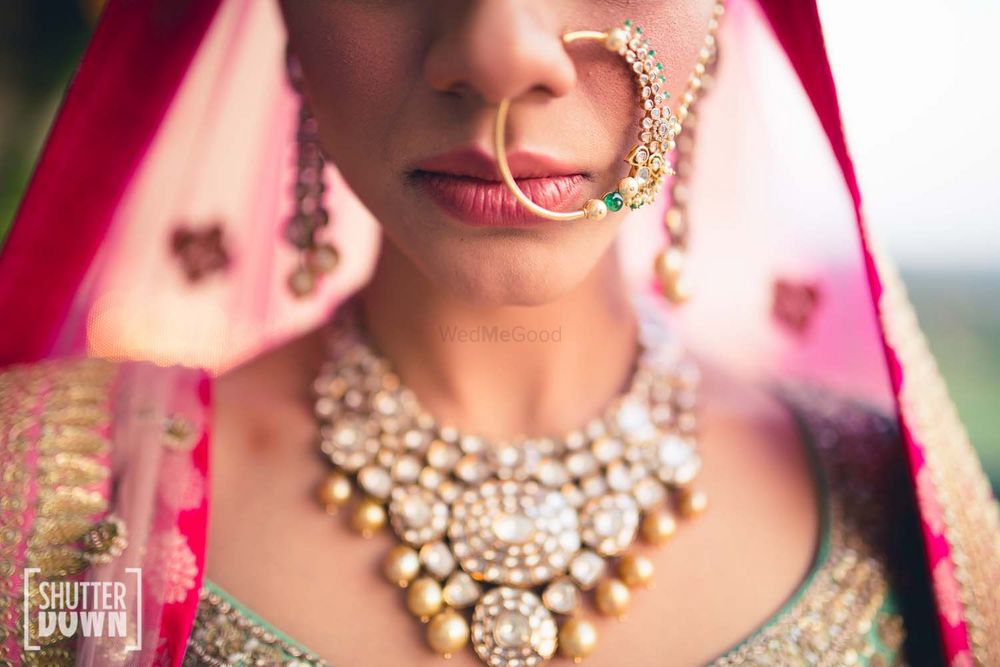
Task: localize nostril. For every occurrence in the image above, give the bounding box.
[422,7,579,108]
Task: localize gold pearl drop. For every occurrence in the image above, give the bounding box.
[617,176,639,201]
[559,617,598,662]
[605,27,629,52]
[288,266,316,298]
[653,248,691,304]
[583,198,608,221]
[653,246,684,290]
[382,544,421,587]
[641,509,677,545]
[594,578,631,618]
[426,609,469,657]
[655,247,685,279]
[307,242,340,274]
[679,488,708,518]
[349,497,386,537]
[407,577,444,621]
[664,274,691,305]
[316,471,353,512]
[619,554,655,588]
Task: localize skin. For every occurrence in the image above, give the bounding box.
[208,2,820,665]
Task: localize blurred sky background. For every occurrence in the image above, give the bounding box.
[0,0,997,490]
[819,0,1000,489]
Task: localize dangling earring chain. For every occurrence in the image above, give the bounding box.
[655,0,725,304]
[283,51,341,298]
[285,100,341,298]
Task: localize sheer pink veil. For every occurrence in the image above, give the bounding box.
[0,0,996,664]
[0,0,378,371]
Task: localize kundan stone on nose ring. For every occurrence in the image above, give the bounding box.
[494,20,679,222]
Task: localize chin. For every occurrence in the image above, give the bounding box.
[419,235,612,308]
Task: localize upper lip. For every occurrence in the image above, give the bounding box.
[411,147,586,181]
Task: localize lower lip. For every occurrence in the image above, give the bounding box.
[412,172,587,227]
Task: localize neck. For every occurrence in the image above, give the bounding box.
[358,239,638,440]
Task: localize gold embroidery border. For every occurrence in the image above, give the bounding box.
[186,587,328,666]
[710,390,904,665]
[873,249,1000,666]
[0,359,116,665]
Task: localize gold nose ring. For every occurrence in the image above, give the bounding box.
[493,20,679,222]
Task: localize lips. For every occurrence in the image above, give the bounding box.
[410,148,588,227]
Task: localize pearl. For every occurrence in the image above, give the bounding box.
[641,509,677,545]
[316,471,352,511]
[420,542,456,579]
[583,198,608,221]
[493,611,531,648]
[492,512,535,545]
[595,578,631,618]
[288,266,315,298]
[605,28,629,52]
[350,497,386,537]
[407,577,444,621]
[617,176,639,201]
[559,617,598,662]
[306,242,340,274]
[654,248,691,303]
[442,571,481,608]
[619,554,655,588]
[382,544,421,587]
[664,207,684,236]
[542,578,579,615]
[654,247,685,279]
[569,550,606,590]
[664,274,691,304]
[399,495,432,527]
[679,488,708,517]
[426,609,469,657]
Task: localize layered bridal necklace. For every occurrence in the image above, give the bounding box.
[312,299,706,665]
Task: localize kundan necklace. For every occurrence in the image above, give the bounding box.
[312,299,706,665]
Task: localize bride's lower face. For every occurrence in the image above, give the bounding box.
[281,0,712,306]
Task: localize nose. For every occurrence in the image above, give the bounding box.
[423,1,577,105]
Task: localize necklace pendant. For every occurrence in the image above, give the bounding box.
[472,588,558,666]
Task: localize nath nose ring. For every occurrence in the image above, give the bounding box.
[493,20,679,222]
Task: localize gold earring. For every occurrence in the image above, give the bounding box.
[285,52,340,298]
[494,20,679,222]
[654,1,724,304]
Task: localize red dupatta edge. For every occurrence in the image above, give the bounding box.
[0,0,223,366]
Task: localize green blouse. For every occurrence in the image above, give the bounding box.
[184,389,911,666]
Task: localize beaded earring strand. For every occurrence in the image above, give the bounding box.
[285,53,340,298]
[654,1,725,303]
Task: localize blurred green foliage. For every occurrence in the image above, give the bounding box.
[0,1,92,241]
[901,270,1000,493]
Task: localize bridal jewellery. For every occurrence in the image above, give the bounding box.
[313,302,706,665]
[655,2,724,304]
[494,3,725,222]
[285,54,340,298]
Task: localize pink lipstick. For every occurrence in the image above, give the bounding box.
[410,148,588,227]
